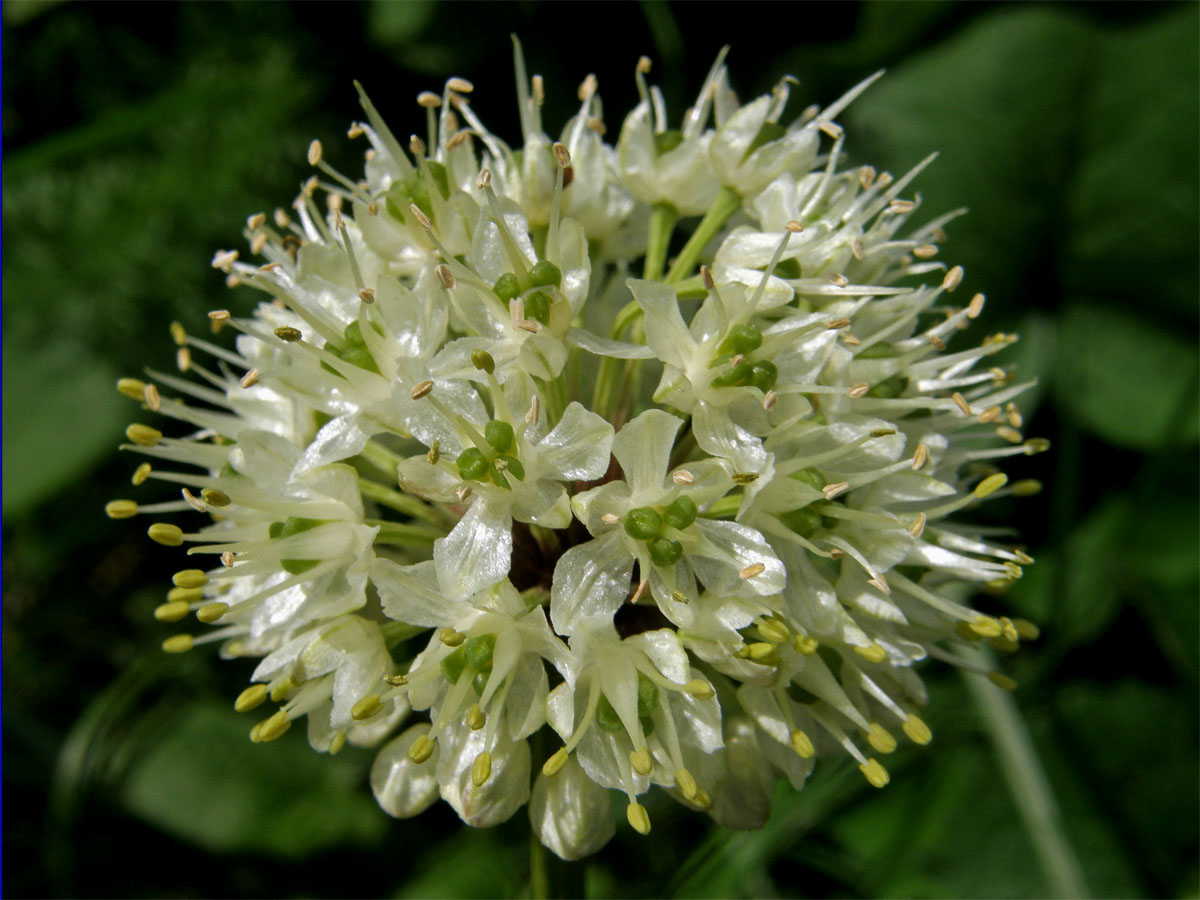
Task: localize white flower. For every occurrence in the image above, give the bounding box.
[111,48,1046,859]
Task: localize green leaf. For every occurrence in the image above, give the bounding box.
[2,342,125,519]
[1054,301,1199,450]
[120,701,385,858]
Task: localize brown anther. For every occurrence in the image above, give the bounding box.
[785,220,804,233]
[211,249,238,271]
[636,55,652,74]
[867,575,891,595]
[358,288,376,304]
[553,142,571,169]
[347,122,365,139]
[435,264,456,290]
[913,244,938,259]
[1005,402,1023,428]
[410,380,434,400]
[907,512,927,538]
[858,165,876,189]
[477,168,492,190]
[700,265,715,291]
[826,318,851,330]
[408,204,431,229]
[739,563,766,580]
[762,389,779,410]
[672,470,694,486]
[951,392,972,415]
[446,129,472,151]
[732,473,758,485]
[977,406,1003,424]
[889,199,915,214]
[409,134,427,157]
[240,369,259,389]
[258,261,282,272]
[822,481,850,500]
[848,383,870,399]
[850,238,864,260]
[577,73,598,101]
[274,326,302,342]
[447,76,474,94]
[532,74,545,105]
[967,293,986,318]
[629,579,649,604]
[586,116,606,135]
[177,347,192,371]
[929,334,946,351]
[307,139,323,166]
[827,273,849,287]
[417,91,441,108]
[842,333,861,346]
[942,265,964,292]
[995,426,1024,444]
[829,548,846,559]
[221,551,235,567]
[250,233,268,255]
[911,444,929,471]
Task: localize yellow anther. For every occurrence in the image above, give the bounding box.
[270,677,297,703]
[352,694,383,721]
[196,602,229,624]
[793,635,819,655]
[859,758,890,788]
[675,767,698,801]
[471,751,492,787]
[692,787,712,810]
[172,569,208,588]
[439,628,465,647]
[738,562,766,580]
[249,721,263,743]
[630,747,653,776]
[465,703,486,730]
[117,377,147,399]
[998,617,1019,642]
[126,424,162,446]
[132,462,152,485]
[942,265,964,291]
[258,710,292,742]
[201,489,231,508]
[1012,618,1040,641]
[988,672,1018,691]
[746,642,775,661]
[329,730,347,755]
[148,523,184,546]
[106,500,138,519]
[902,714,932,745]
[684,679,715,700]
[790,728,815,758]
[969,616,1003,638]
[169,321,187,345]
[235,684,269,713]
[168,586,204,604]
[543,747,569,777]
[274,326,302,342]
[867,723,897,754]
[307,139,323,166]
[757,618,790,644]
[1024,438,1051,454]
[162,634,194,654]
[853,643,888,663]
[408,734,436,764]
[626,801,651,835]
[384,673,409,686]
[154,601,190,623]
[1010,479,1042,497]
[973,473,1008,498]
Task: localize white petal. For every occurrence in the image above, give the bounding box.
[549,530,634,636]
[690,519,786,596]
[628,279,694,370]
[529,755,615,860]
[535,402,615,481]
[293,415,372,476]
[611,408,683,500]
[438,730,531,827]
[626,629,689,684]
[371,724,442,818]
[435,499,513,601]
[566,327,656,359]
[372,558,472,628]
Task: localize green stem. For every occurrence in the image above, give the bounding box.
[358,439,405,480]
[962,646,1089,899]
[530,825,552,900]
[592,301,650,419]
[643,202,678,282]
[664,185,741,283]
[357,478,444,525]
[366,519,443,546]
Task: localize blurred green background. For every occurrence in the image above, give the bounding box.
[3,2,1197,897]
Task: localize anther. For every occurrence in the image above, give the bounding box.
[996,426,1023,444]
[196,602,229,624]
[525,395,539,424]
[675,768,698,801]
[763,390,779,410]
[828,273,850,287]
[913,244,938,259]
[447,76,474,93]
[117,377,147,400]
[543,747,569,777]
[168,586,204,604]
[477,168,491,189]
[181,488,206,513]
[162,634,194,654]
[274,326,302,342]
[978,406,1003,424]
[410,380,434,400]
[553,142,571,168]
[758,618,790,644]
[700,265,715,291]
[848,383,870,399]
[201,489,230,508]
[472,751,492,786]
[854,643,887,663]
[858,166,876,189]
[942,265,964,291]
[842,334,861,347]
[258,710,292,742]
[465,703,486,730]
[929,334,946,351]
[822,482,850,500]
[173,569,207,589]
[106,500,138,519]
[733,473,758,485]
[867,723,897,754]
[786,220,804,233]
[126,423,162,446]
[221,551,235,567]
[951,392,972,415]
[793,635,818,655]
[577,73,597,101]
[911,444,929,471]
[148,523,184,547]
[988,672,1017,691]
[969,615,1003,638]
[240,369,259,389]
[859,758,890,788]
[1012,618,1040,640]
[907,513,927,538]
[630,747,653,776]
[328,731,347,755]
[790,728,815,758]
[211,249,238,271]
[532,74,545,105]
[902,714,932,745]
[417,91,441,108]
[672,469,694,485]
[154,601,190,623]
[250,233,268,255]
[408,203,431,229]
[408,734,436,764]
[409,133,427,157]
[973,473,1008,498]
[637,55,652,74]
[176,347,193,371]
[826,318,851,330]
[470,349,496,373]
[888,199,915,214]
[819,120,844,140]
[626,802,651,836]
[352,694,383,721]
[739,563,766,580]
[358,288,376,305]
[683,679,714,700]
[439,628,465,647]
[435,264,456,290]
[235,684,269,713]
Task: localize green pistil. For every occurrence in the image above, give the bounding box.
[484,420,515,454]
[624,507,664,541]
[663,496,698,530]
[719,324,763,356]
[457,447,490,481]
[742,120,787,161]
[464,633,496,670]
[857,341,899,360]
[665,185,741,284]
[650,537,683,567]
[636,673,659,718]
[323,320,382,376]
[524,290,550,325]
[789,466,825,492]
[653,130,685,156]
[527,259,561,288]
[596,693,623,732]
[778,506,821,538]
[867,375,907,399]
[456,423,525,490]
[441,646,467,684]
[493,272,521,302]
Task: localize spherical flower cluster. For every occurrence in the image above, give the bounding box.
[108,43,1045,859]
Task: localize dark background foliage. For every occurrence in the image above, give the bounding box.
[3,2,1196,897]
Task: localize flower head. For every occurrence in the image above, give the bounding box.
[110,40,1046,860]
